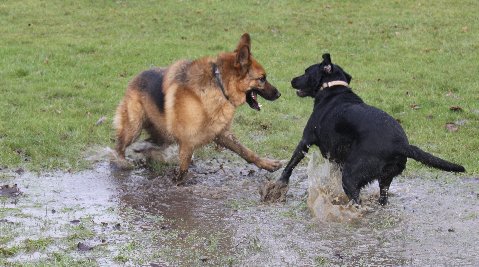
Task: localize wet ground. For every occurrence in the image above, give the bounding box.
[1,146,478,266]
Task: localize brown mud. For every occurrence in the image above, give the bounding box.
[1,144,478,266]
[259,180,288,203]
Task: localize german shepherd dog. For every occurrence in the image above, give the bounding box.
[264,53,465,205]
[113,33,282,184]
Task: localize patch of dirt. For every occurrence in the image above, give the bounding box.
[1,145,478,266]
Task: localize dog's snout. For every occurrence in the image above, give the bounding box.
[291,77,300,88]
[291,74,308,89]
[270,87,281,100]
[259,81,280,100]
[275,90,281,99]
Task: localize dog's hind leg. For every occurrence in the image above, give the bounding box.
[377,157,406,205]
[341,156,382,205]
[341,168,362,205]
[174,143,194,185]
[378,176,393,206]
[114,98,145,160]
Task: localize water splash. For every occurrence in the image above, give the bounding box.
[306,151,367,222]
[131,142,179,163]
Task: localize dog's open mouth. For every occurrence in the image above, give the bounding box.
[246,89,263,111]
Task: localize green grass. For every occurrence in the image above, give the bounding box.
[314,255,330,266]
[22,238,54,252]
[0,0,477,173]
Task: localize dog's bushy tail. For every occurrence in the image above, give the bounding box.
[401,145,465,172]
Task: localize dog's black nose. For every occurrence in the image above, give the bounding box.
[291,77,299,89]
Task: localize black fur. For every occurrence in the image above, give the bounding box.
[278,53,465,205]
[137,69,165,113]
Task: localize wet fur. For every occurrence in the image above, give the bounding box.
[275,53,465,205]
[114,33,282,183]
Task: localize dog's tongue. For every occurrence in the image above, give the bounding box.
[247,91,262,111]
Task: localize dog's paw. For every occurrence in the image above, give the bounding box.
[259,180,288,203]
[346,198,362,208]
[378,196,389,206]
[257,158,282,172]
[172,170,190,186]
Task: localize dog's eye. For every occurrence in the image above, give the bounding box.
[258,76,266,83]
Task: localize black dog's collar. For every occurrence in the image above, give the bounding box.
[212,63,230,101]
[320,81,349,90]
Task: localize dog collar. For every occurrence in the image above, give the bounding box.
[212,63,230,101]
[320,81,349,90]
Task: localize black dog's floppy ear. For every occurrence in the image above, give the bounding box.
[322,53,331,64]
[322,53,332,73]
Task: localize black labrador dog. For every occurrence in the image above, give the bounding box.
[274,53,465,205]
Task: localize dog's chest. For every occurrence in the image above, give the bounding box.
[195,101,235,144]
[206,101,235,131]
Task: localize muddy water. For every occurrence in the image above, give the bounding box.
[1,145,478,266]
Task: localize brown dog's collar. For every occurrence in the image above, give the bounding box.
[211,63,230,101]
[320,81,349,90]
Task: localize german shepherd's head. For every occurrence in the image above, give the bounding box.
[291,53,352,98]
[218,33,281,111]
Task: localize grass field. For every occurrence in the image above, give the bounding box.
[0,0,477,173]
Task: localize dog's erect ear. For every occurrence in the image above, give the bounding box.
[236,33,251,50]
[235,33,252,70]
[322,53,332,74]
[236,46,251,68]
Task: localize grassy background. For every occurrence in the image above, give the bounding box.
[0,0,477,173]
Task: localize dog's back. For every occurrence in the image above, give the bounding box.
[311,87,408,164]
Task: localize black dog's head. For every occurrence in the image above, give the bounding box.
[291,53,352,97]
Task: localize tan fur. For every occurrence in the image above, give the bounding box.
[114,33,282,183]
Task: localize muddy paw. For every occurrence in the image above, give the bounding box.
[346,199,361,209]
[258,158,283,172]
[259,180,289,203]
[378,196,388,206]
[173,171,190,186]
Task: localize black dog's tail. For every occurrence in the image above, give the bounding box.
[400,145,465,172]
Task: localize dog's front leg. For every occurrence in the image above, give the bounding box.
[214,131,282,172]
[277,139,310,185]
[258,139,310,203]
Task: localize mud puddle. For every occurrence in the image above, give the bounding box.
[1,146,478,266]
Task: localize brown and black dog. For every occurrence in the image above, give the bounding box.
[113,33,282,184]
